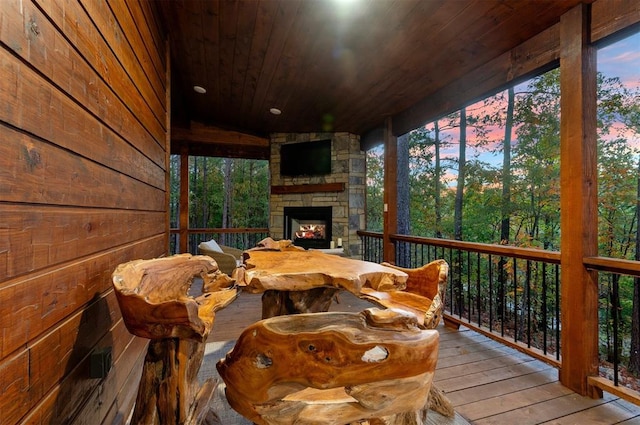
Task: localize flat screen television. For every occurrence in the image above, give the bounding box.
[280,139,332,177]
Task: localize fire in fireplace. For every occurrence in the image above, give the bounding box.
[284,206,332,249]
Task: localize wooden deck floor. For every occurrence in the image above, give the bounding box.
[209,290,640,425]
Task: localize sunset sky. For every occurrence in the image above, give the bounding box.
[599,32,640,89]
[418,30,640,172]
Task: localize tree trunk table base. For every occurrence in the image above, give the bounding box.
[132,339,220,425]
[261,287,340,318]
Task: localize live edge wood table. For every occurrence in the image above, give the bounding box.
[220,245,441,424]
[112,254,239,425]
[234,244,409,318]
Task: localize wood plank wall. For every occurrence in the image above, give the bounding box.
[0,1,168,424]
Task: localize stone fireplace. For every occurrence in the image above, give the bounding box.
[284,206,332,249]
[269,133,365,257]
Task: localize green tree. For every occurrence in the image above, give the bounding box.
[366,146,384,232]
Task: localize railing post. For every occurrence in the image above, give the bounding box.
[559,3,601,398]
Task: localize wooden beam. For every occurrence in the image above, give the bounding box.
[392,23,561,136]
[387,0,640,138]
[591,0,640,45]
[361,126,384,151]
[171,122,270,159]
[383,117,397,263]
[172,139,270,160]
[559,3,601,399]
[173,122,269,146]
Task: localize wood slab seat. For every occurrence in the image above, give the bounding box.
[359,260,449,329]
[112,254,239,425]
[217,308,439,425]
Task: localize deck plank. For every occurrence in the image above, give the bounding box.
[472,393,612,425]
[538,397,640,424]
[437,360,554,393]
[458,382,573,421]
[445,367,561,406]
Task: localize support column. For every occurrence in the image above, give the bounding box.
[179,146,190,254]
[559,3,602,398]
[383,117,397,263]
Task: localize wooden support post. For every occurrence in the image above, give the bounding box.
[179,145,190,254]
[559,3,602,399]
[383,117,397,263]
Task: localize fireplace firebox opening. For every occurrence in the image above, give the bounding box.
[284,206,332,249]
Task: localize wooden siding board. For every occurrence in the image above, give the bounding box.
[26,293,121,422]
[73,336,147,425]
[100,339,146,425]
[135,0,167,71]
[0,237,164,358]
[0,125,165,210]
[12,320,147,425]
[0,207,164,280]
[32,0,166,150]
[0,351,30,425]
[0,52,165,188]
[107,0,166,98]
[77,0,166,132]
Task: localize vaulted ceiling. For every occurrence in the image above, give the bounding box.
[157,0,588,144]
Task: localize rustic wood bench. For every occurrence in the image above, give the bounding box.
[359,259,449,329]
[217,308,439,425]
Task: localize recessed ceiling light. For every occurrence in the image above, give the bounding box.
[270,108,282,115]
[193,85,206,94]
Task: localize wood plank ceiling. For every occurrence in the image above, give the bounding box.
[157,0,587,143]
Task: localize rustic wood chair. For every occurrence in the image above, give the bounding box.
[358,259,454,418]
[359,259,449,329]
[112,254,239,424]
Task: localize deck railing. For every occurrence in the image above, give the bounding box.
[359,231,562,367]
[169,228,270,255]
[358,230,640,406]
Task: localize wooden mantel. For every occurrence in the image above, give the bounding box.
[270,182,345,194]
